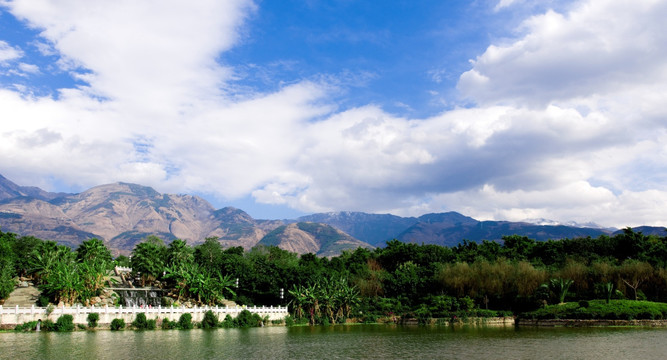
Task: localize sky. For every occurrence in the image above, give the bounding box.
[0,0,666,227]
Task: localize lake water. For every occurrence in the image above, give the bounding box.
[2,324,666,359]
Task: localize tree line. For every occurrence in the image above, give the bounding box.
[2,228,667,323]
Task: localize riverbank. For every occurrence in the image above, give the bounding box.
[0,304,288,330]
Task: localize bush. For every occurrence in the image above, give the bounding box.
[519,300,667,320]
[133,313,149,329]
[14,321,38,332]
[54,315,75,332]
[234,310,262,328]
[221,314,234,328]
[110,318,125,331]
[161,318,176,330]
[41,319,55,331]
[87,313,100,328]
[284,315,295,327]
[38,295,50,307]
[147,318,156,330]
[202,310,218,329]
[178,313,193,330]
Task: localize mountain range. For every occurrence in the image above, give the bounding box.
[1,174,664,256]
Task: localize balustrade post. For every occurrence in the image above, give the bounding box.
[16,305,19,315]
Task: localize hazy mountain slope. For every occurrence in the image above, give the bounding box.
[296,211,418,247]
[258,222,374,256]
[0,177,276,253]
[398,219,610,246]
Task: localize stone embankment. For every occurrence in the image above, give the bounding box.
[517,319,667,327]
[0,304,288,329]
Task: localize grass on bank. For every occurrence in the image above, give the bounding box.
[520,300,667,320]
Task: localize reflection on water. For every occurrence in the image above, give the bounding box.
[2,325,667,359]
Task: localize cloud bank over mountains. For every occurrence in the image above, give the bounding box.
[0,0,666,227]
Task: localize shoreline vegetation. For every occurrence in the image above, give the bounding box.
[4,227,667,331]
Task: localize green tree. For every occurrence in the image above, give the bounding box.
[131,236,167,287]
[76,238,112,266]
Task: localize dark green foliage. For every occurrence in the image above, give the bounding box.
[201,310,218,329]
[131,235,167,287]
[132,312,149,329]
[178,313,193,329]
[161,318,177,330]
[38,294,50,307]
[520,300,667,320]
[54,314,75,332]
[41,319,55,331]
[110,318,125,331]
[0,232,16,300]
[234,309,263,328]
[76,238,112,266]
[87,312,100,328]
[221,314,234,328]
[14,321,39,331]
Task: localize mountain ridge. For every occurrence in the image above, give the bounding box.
[1,174,663,256]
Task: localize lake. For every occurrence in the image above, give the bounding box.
[2,324,666,359]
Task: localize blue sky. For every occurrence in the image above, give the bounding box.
[1,0,666,227]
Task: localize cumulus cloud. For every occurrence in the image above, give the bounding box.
[1,0,667,228]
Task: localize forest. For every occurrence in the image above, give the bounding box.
[2,228,667,324]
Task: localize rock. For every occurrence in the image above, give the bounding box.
[19,281,29,288]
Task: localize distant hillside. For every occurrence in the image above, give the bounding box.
[296,212,418,247]
[612,226,667,237]
[397,220,610,246]
[258,222,373,257]
[2,173,664,257]
[0,176,282,254]
[299,211,613,247]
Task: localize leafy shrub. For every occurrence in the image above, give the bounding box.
[54,315,75,332]
[14,321,38,332]
[234,310,263,328]
[578,300,590,308]
[362,314,379,324]
[147,318,156,330]
[133,313,148,329]
[110,318,125,331]
[41,319,55,331]
[284,315,295,327]
[519,300,667,320]
[178,313,193,330]
[415,304,432,325]
[202,310,218,329]
[38,295,50,307]
[77,324,87,330]
[87,312,100,328]
[221,314,234,328]
[161,318,176,330]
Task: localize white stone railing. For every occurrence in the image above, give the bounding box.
[114,266,132,274]
[0,304,289,326]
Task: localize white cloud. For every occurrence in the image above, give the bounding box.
[1,0,667,229]
[459,1,667,107]
[0,40,22,62]
[17,62,39,74]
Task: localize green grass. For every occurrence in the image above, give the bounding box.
[520,300,667,320]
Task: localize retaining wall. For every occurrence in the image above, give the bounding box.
[0,304,288,329]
